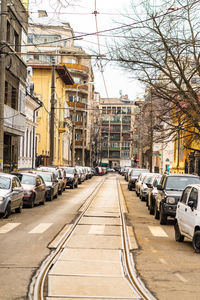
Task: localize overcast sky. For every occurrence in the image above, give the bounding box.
[29,0,144,100]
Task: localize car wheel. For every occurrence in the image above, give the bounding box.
[154,204,159,220]
[4,202,11,219]
[29,195,35,208]
[160,207,167,225]
[40,195,46,205]
[149,198,154,215]
[174,222,184,242]
[192,231,200,253]
[15,202,23,213]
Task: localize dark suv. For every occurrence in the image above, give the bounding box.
[155,174,200,225]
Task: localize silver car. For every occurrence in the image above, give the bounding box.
[0,173,24,218]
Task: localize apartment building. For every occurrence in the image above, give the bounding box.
[99,97,136,168]
[26,11,94,166]
[1,0,28,172]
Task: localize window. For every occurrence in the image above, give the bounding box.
[112,107,116,114]
[11,87,17,110]
[69,95,74,102]
[7,21,10,43]
[188,188,198,209]
[102,107,106,114]
[127,107,131,114]
[5,82,8,104]
[117,107,121,114]
[107,107,111,114]
[122,107,127,114]
[180,187,191,203]
[14,31,19,51]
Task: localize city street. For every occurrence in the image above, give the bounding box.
[0,174,200,299]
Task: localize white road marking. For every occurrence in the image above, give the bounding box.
[88,225,105,235]
[148,226,168,237]
[29,223,52,234]
[0,223,20,233]
[175,273,188,283]
[159,258,167,265]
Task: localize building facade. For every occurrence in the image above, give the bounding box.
[26,12,94,166]
[99,97,136,168]
[1,0,28,172]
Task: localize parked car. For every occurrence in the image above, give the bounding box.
[95,166,103,176]
[140,173,155,201]
[174,184,200,252]
[0,173,24,218]
[147,174,162,214]
[62,167,79,189]
[13,172,46,207]
[76,166,84,184]
[128,168,144,191]
[135,170,150,197]
[37,167,64,195]
[33,171,59,201]
[124,167,131,181]
[154,174,200,225]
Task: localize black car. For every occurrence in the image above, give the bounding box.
[154,174,200,225]
[62,167,79,189]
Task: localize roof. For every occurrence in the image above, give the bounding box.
[29,64,74,85]
[29,16,69,28]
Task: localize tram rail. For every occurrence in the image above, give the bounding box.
[28,175,156,300]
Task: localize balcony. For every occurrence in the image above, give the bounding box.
[67,101,86,111]
[62,63,89,74]
[4,105,26,135]
[58,121,66,133]
[66,83,89,94]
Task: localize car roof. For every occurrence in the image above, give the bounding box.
[33,170,53,176]
[165,174,200,177]
[184,183,200,189]
[0,172,16,179]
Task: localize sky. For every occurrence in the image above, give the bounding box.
[28,0,144,100]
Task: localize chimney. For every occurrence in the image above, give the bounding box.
[38,10,48,18]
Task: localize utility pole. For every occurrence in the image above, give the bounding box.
[50,61,56,165]
[82,113,85,166]
[71,85,78,166]
[0,0,7,172]
[149,89,153,172]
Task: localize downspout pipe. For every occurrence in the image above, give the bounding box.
[32,99,43,169]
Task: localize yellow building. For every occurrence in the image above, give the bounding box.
[29,64,74,166]
[172,129,200,174]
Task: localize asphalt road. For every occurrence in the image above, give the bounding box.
[120,176,200,300]
[0,177,101,300]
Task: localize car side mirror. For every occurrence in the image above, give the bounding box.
[146,183,152,188]
[157,184,163,190]
[188,201,194,209]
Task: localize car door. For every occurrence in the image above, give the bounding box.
[177,186,192,233]
[184,187,198,237]
[39,176,46,200]
[11,178,19,209]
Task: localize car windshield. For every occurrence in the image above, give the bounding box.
[0,177,11,189]
[144,175,153,184]
[21,175,36,185]
[37,173,52,182]
[65,168,74,174]
[165,176,200,191]
[154,177,161,187]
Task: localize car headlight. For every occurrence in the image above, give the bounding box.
[166,197,176,204]
[0,196,5,201]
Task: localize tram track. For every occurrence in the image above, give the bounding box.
[28,175,156,300]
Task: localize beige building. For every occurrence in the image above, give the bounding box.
[99,97,136,168]
[25,11,94,166]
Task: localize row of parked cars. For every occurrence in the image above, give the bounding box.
[122,167,200,252]
[0,166,95,219]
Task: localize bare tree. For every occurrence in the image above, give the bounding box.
[107,0,200,147]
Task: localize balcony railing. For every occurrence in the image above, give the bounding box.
[4,105,26,134]
[63,63,89,73]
